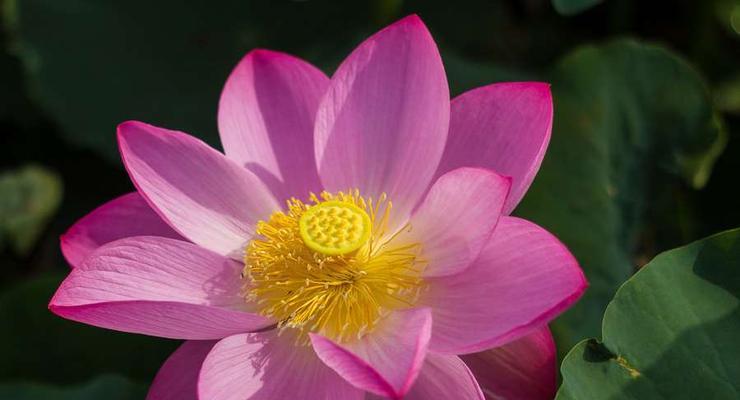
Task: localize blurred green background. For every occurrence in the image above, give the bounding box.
[1,0,739,397]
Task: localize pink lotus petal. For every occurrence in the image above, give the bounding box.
[199,331,363,400]
[218,49,329,201]
[404,354,484,400]
[50,236,272,339]
[405,168,510,278]
[61,192,182,268]
[421,216,587,354]
[310,308,432,398]
[147,340,216,400]
[118,121,279,258]
[462,326,557,400]
[314,15,449,229]
[435,82,553,214]
[367,353,484,400]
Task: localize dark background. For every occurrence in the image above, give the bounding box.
[1,0,738,396]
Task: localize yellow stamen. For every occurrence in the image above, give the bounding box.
[244,190,423,343]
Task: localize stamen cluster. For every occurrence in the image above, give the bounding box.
[244,190,423,342]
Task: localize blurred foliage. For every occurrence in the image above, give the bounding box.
[552,0,604,16]
[517,40,726,350]
[0,0,738,395]
[3,0,380,160]
[0,274,177,384]
[557,228,740,399]
[0,165,62,255]
[715,0,740,37]
[717,74,740,114]
[0,375,145,400]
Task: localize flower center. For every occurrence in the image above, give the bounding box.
[244,190,423,342]
[298,201,372,255]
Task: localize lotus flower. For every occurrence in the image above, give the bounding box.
[52,15,586,400]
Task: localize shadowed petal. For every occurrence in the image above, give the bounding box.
[218,49,329,201]
[199,331,363,400]
[147,340,217,400]
[50,236,272,339]
[405,168,510,278]
[404,354,484,400]
[315,15,449,229]
[118,121,279,258]
[310,308,432,398]
[462,326,557,400]
[61,192,182,268]
[366,354,484,400]
[421,216,587,354]
[436,83,553,214]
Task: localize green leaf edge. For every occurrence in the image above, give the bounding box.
[555,227,740,399]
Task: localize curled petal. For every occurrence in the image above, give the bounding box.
[50,236,272,339]
[310,308,432,398]
[367,354,484,400]
[118,121,279,258]
[199,331,363,400]
[61,192,182,268]
[462,326,557,400]
[218,49,329,201]
[421,216,587,354]
[405,168,510,278]
[436,82,553,214]
[147,340,216,400]
[315,15,450,229]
